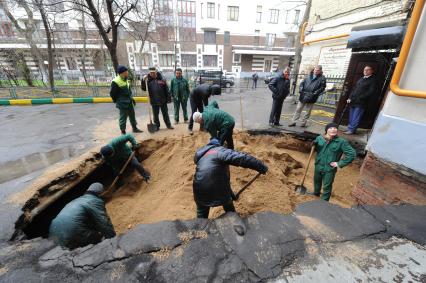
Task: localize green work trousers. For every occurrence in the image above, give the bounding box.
[196,201,236,218]
[313,166,336,201]
[152,103,172,128]
[119,106,137,132]
[173,97,188,123]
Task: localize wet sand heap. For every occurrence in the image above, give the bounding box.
[105,132,359,234]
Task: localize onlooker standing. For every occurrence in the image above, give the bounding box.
[193,138,268,218]
[141,67,174,130]
[110,65,143,134]
[188,83,221,134]
[289,65,326,127]
[345,65,377,135]
[252,72,259,89]
[311,123,356,201]
[268,67,291,126]
[170,68,190,124]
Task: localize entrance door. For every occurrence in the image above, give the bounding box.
[333,52,395,129]
[264,60,272,72]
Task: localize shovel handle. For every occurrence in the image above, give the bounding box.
[234,172,262,200]
[144,79,153,123]
[102,151,136,196]
[300,145,315,187]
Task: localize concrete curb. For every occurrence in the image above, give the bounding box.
[0,97,148,106]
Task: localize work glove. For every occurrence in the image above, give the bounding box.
[132,98,136,106]
[142,170,151,183]
[132,143,141,151]
[311,140,318,148]
[258,164,268,175]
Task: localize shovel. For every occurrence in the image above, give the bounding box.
[102,151,135,197]
[232,172,262,200]
[294,145,315,195]
[144,79,158,133]
[336,102,349,129]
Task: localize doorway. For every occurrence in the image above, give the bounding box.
[264,60,272,72]
[333,52,396,129]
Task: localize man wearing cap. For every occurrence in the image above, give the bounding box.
[101,133,150,182]
[311,123,356,201]
[110,65,143,135]
[170,68,190,124]
[188,83,221,134]
[193,138,268,218]
[49,183,116,249]
[141,67,174,130]
[193,101,235,149]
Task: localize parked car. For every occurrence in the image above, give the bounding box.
[195,70,234,88]
[223,71,238,80]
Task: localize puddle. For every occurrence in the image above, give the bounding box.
[0,147,79,184]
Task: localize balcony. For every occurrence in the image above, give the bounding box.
[232,45,295,56]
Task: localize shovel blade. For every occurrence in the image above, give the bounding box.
[147,123,158,133]
[294,185,307,195]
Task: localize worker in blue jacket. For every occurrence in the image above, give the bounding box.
[49,183,116,249]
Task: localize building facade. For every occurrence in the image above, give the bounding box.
[128,0,305,75]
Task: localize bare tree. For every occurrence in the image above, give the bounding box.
[34,0,56,92]
[66,0,139,72]
[0,0,49,86]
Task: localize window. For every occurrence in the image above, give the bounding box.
[224,31,230,45]
[200,3,203,18]
[254,29,260,46]
[256,5,262,23]
[204,30,216,44]
[285,10,291,24]
[268,9,279,24]
[181,54,197,67]
[227,6,239,21]
[203,55,217,67]
[178,0,196,42]
[157,26,175,41]
[207,2,215,19]
[0,22,14,37]
[294,10,300,24]
[286,35,295,47]
[233,53,241,63]
[159,54,175,67]
[265,33,276,47]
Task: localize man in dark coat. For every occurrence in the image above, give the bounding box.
[110,65,143,134]
[345,65,377,134]
[193,138,268,218]
[188,83,221,134]
[268,67,291,126]
[49,183,116,249]
[289,65,326,127]
[141,67,173,130]
[252,72,259,89]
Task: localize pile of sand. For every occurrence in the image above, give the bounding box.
[106,132,359,234]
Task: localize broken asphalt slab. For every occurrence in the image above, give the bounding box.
[1,200,425,282]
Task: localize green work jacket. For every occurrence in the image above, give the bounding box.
[314,135,356,172]
[105,134,137,174]
[170,77,190,101]
[110,75,133,109]
[202,105,235,138]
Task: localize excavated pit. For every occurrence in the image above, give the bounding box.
[12,131,360,240]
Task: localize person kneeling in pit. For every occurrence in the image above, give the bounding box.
[49,183,116,249]
[101,133,150,182]
[193,138,268,218]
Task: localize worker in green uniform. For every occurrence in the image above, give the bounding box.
[312,123,356,201]
[110,65,143,135]
[170,68,190,124]
[193,101,235,149]
[100,133,150,182]
[49,182,116,249]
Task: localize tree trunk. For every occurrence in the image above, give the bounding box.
[37,0,55,93]
[81,12,89,86]
[292,0,312,94]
